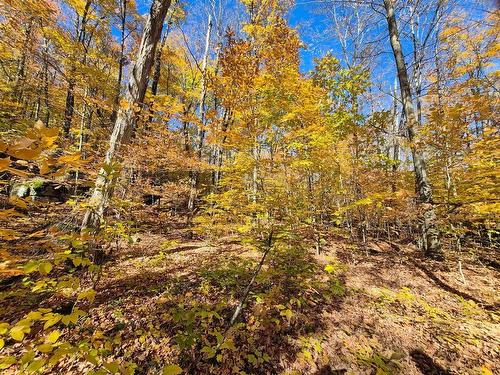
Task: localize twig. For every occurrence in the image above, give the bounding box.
[190,230,275,371]
[229,230,274,325]
[458,260,466,285]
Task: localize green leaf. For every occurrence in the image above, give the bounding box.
[37,343,53,353]
[280,309,293,321]
[201,345,216,359]
[162,364,183,375]
[20,350,35,364]
[103,361,119,373]
[39,262,52,275]
[214,331,223,345]
[85,353,98,365]
[10,326,25,341]
[24,261,39,274]
[26,358,45,373]
[0,356,17,370]
[46,330,61,344]
[220,339,236,351]
[247,354,258,365]
[72,257,82,267]
[102,163,114,175]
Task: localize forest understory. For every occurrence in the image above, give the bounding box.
[1,0,499,374]
[1,200,498,375]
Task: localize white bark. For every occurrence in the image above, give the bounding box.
[83,0,172,228]
[383,0,442,259]
[188,14,213,212]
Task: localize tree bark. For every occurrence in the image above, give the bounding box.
[111,0,128,123]
[409,3,423,126]
[82,0,172,229]
[146,21,171,126]
[213,108,231,188]
[383,0,442,259]
[63,80,76,135]
[187,14,212,212]
[42,37,51,126]
[151,23,170,97]
[389,78,400,193]
[13,19,33,102]
[63,0,92,136]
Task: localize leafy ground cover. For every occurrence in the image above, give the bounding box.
[1,204,498,374]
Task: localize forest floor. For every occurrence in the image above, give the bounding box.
[1,203,499,374]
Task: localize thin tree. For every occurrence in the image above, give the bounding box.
[110,0,130,123]
[383,0,442,259]
[63,0,93,136]
[187,13,213,213]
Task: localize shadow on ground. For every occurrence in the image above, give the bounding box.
[81,237,347,374]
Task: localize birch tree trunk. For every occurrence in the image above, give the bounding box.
[110,0,128,123]
[389,78,400,193]
[383,0,443,259]
[82,0,172,229]
[187,14,212,212]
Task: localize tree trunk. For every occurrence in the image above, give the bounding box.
[111,0,128,123]
[390,78,400,193]
[42,37,51,126]
[213,108,231,188]
[82,0,172,229]
[151,23,170,97]
[187,14,212,212]
[63,0,92,136]
[63,80,75,136]
[383,0,442,259]
[13,19,33,102]
[409,3,423,126]
[146,22,171,126]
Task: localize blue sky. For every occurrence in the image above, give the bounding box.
[289,2,330,72]
[132,0,496,110]
[133,0,400,95]
[134,0,344,72]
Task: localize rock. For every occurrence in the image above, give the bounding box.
[10,178,69,202]
[10,182,30,198]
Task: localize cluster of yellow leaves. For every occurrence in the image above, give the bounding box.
[0,120,83,179]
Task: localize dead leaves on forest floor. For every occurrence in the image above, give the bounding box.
[62,229,498,375]
[1,211,499,374]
